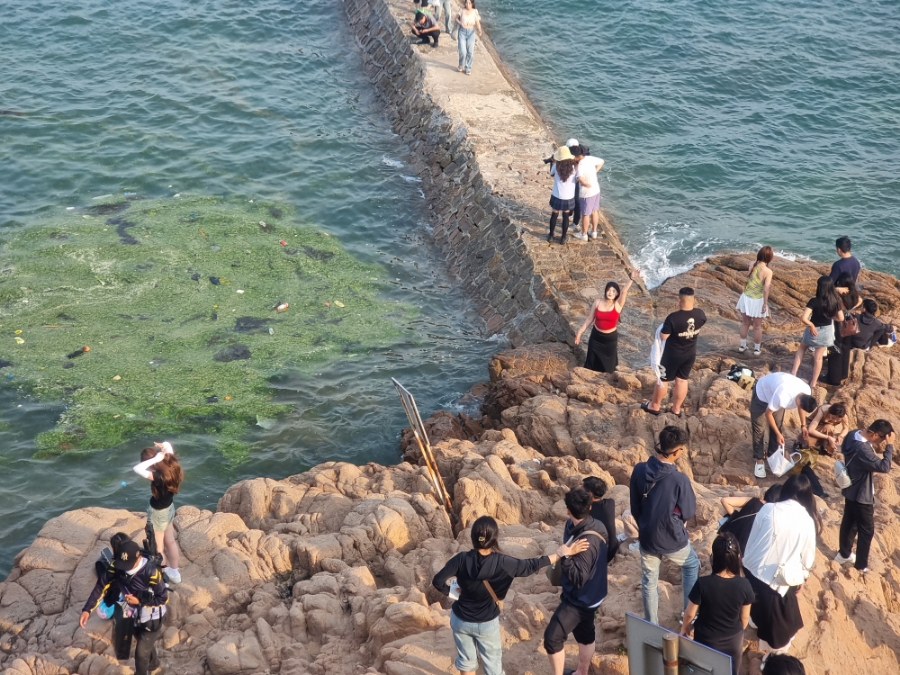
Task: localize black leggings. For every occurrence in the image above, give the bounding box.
[548,211,571,239]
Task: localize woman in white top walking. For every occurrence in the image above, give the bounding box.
[742,474,818,660]
[455,0,482,75]
[546,146,578,245]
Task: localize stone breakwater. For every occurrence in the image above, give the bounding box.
[342,0,655,360]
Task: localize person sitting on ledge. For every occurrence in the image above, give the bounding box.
[823,298,896,385]
[411,10,440,47]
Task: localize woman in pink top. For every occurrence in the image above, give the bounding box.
[575,269,641,372]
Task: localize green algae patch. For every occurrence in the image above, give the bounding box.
[0,195,410,455]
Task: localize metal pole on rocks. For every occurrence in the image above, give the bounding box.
[391,378,454,521]
[662,633,679,675]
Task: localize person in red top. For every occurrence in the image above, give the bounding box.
[575,269,641,372]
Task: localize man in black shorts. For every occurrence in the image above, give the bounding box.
[643,287,707,416]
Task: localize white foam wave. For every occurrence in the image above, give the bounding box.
[381,155,404,169]
[401,175,422,183]
[628,221,723,289]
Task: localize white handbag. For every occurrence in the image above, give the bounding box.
[768,444,801,478]
[833,452,856,489]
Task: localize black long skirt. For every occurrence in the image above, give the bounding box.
[694,629,744,675]
[584,327,618,372]
[745,569,803,649]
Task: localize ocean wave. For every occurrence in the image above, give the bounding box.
[381,155,404,169]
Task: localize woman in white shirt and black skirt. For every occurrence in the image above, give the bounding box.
[742,474,818,660]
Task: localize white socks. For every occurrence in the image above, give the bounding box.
[740,339,747,349]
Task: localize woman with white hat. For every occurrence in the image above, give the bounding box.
[547,145,578,245]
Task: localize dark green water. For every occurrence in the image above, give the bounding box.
[485,0,900,287]
[0,1,501,574]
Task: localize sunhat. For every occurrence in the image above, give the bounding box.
[553,146,574,161]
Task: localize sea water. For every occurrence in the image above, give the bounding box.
[0,1,500,574]
[485,0,900,287]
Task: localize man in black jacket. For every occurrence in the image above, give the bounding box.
[835,419,894,572]
[629,426,699,625]
[544,488,608,675]
[81,540,169,675]
[825,299,896,385]
[583,476,619,561]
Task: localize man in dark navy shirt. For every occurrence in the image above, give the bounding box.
[829,236,860,282]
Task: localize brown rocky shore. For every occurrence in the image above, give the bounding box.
[2,257,900,675]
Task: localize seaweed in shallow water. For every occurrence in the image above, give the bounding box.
[1,194,414,456]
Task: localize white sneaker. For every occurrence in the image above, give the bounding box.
[165,567,182,584]
[834,552,856,565]
[738,345,747,353]
[572,232,588,241]
[754,463,766,479]
[588,230,598,240]
[753,347,762,356]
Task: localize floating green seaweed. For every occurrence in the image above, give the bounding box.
[0,195,412,455]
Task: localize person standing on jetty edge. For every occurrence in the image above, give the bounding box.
[630,426,699,625]
[736,246,773,356]
[455,0,482,75]
[433,515,588,675]
[749,372,816,479]
[546,145,578,244]
[829,235,860,283]
[574,269,641,372]
[569,145,604,242]
[544,488,608,675]
[411,10,440,47]
[835,419,894,572]
[642,287,706,416]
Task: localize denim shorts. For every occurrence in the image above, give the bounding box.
[148,504,174,533]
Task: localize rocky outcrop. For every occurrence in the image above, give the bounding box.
[4,316,900,674]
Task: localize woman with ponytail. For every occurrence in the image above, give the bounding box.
[133,441,184,583]
[679,532,754,675]
[433,515,588,675]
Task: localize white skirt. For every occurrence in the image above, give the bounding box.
[736,293,768,318]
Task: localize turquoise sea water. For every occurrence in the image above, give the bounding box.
[485,0,900,287]
[0,1,500,574]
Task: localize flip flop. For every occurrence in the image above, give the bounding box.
[640,401,661,416]
[563,669,576,675]
[667,408,683,418]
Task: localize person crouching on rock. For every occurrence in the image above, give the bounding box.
[629,426,699,625]
[133,441,184,583]
[575,269,642,372]
[544,488,609,675]
[433,515,588,675]
[80,540,169,675]
[411,10,440,47]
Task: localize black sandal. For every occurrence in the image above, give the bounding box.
[641,401,661,416]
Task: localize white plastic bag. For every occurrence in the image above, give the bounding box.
[767,444,801,477]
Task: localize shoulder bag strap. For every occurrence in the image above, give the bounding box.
[482,580,503,610]
[580,529,608,544]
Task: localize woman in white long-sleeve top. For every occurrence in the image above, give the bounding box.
[134,441,184,583]
[742,474,818,659]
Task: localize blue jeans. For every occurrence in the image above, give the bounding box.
[457,27,476,73]
[640,542,700,625]
[450,611,505,675]
[441,0,455,35]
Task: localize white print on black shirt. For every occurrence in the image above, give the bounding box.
[679,318,700,340]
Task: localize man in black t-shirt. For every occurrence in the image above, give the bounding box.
[643,287,707,416]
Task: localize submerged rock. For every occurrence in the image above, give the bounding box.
[213,344,251,362]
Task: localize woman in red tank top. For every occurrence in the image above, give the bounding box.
[575,269,641,372]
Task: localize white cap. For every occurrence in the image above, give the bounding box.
[566,138,579,147]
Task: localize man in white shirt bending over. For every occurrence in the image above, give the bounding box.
[569,145,604,242]
[750,372,817,479]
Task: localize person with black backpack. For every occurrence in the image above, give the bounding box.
[81,539,169,675]
[630,426,699,625]
[432,515,586,675]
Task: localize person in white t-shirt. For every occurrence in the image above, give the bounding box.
[569,145,604,241]
[546,145,579,245]
[749,372,817,478]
